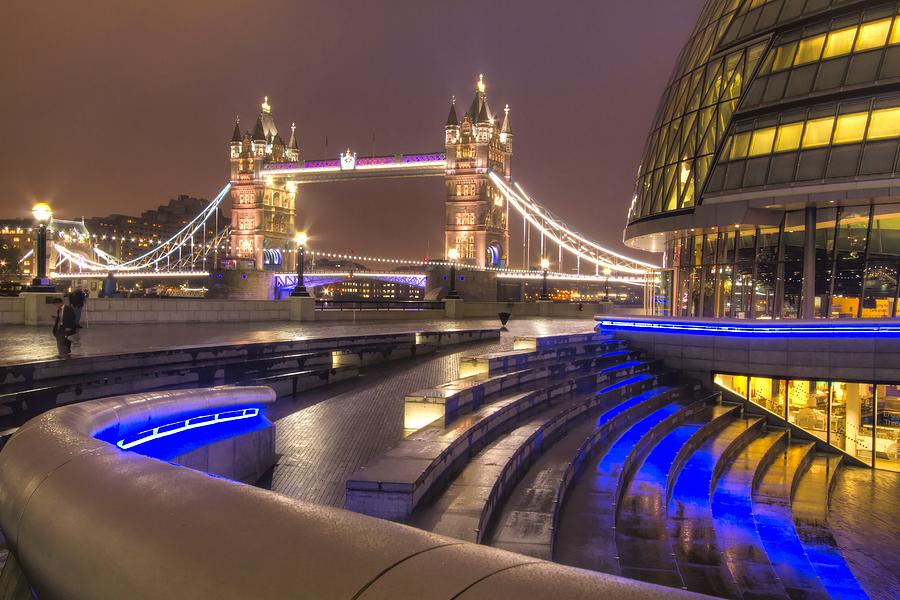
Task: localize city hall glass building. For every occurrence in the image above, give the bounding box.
[626,0,900,321]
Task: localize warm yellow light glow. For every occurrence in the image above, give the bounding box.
[801,116,834,148]
[261,96,271,113]
[540,257,550,270]
[748,127,776,156]
[823,26,856,58]
[833,113,868,144]
[774,122,803,152]
[448,247,459,261]
[32,202,52,223]
[294,232,308,246]
[602,267,612,276]
[855,18,891,51]
[794,34,825,65]
[867,107,900,140]
[477,74,485,94]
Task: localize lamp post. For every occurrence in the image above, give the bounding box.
[540,257,550,301]
[291,232,310,297]
[27,202,55,292]
[446,247,460,299]
[603,266,612,301]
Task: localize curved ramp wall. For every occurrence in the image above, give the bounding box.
[0,385,705,600]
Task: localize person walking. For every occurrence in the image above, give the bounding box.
[69,288,86,329]
[51,297,77,359]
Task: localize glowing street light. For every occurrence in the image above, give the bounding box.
[446,247,460,299]
[27,202,55,292]
[540,257,550,301]
[291,231,310,297]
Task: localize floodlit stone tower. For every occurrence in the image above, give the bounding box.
[444,75,512,268]
[228,97,300,270]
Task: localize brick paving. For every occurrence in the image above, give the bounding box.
[828,466,900,600]
[0,318,520,365]
[264,319,596,508]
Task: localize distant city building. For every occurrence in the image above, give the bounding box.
[85,195,223,263]
[0,219,34,279]
[626,0,900,320]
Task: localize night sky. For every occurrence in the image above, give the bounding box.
[2,0,704,263]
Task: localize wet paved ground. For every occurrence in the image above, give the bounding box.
[0,317,591,365]
[259,319,596,508]
[828,467,900,600]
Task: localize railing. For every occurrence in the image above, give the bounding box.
[0,387,703,599]
[314,299,444,311]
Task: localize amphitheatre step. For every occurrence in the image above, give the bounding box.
[485,379,683,559]
[752,442,831,600]
[410,393,590,541]
[512,332,609,351]
[792,455,867,600]
[405,348,649,431]
[347,360,666,523]
[667,415,765,598]
[711,429,789,599]
[459,335,620,377]
[615,402,739,590]
[553,398,693,581]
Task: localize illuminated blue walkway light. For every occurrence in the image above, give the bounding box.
[117,408,261,451]
[596,318,900,337]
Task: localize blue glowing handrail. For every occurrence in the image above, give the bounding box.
[597,318,900,336]
[116,408,260,450]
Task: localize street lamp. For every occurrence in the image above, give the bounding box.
[603,266,612,301]
[446,247,460,299]
[540,257,550,301]
[291,231,310,297]
[27,202,55,292]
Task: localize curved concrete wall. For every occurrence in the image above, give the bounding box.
[0,386,705,600]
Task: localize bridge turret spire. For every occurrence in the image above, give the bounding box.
[231,116,242,143]
[288,123,298,150]
[252,115,266,142]
[445,97,458,127]
[501,104,511,135]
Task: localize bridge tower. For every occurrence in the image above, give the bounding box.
[444,75,512,268]
[228,97,300,270]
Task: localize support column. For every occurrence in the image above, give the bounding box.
[801,206,816,319]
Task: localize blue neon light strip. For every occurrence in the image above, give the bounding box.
[116,408,260,450]
[596,318,900,337]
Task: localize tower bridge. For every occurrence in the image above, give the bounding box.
[50,75,657,297]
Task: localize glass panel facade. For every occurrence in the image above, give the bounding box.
[716,373,900,470]
[663,202,900,319]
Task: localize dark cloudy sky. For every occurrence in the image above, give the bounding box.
[1,0,704,263]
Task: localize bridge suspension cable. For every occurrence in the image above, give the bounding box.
[488,173,657,275]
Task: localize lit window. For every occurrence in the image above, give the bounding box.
[833,113,868,144]
[771,42,797,71]
[774,122,803,152]
[867,107,900,140]
[748,127,776,156]
[794,34,825,65]
[801,117,835,148]
[855,18,891,51]
[891,17,900,45]
[729,131,751,160]
[823,26,857,59]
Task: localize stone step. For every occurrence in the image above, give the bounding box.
[512,331,609,351]
[486,382,686,560]
[554,399,693,579]
[667,415,766,598]
[712,429,789,599]
[792,455,868,600]
[346,364,667,522]
[615,403,739,590]
[752,441,832,600]
[458,337,623,378]
[404,349,652,431]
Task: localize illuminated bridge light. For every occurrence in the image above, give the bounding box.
[116,408,261,451]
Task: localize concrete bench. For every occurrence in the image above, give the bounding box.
[459,335,619,377]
